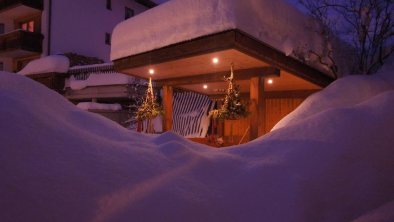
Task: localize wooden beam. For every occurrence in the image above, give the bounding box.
[233,30,334,87]
[162,85,173,131]
[264,89,320,99]
[249,77,265,140]
[114,30,335,88]
[156,67,280,86]
[114,31,237,72]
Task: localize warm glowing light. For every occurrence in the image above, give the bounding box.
[203,84,208,89]
[212,57,219,64]
[267,79,273,84]
[149,69,155,75]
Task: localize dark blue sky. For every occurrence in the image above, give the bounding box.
[152,0,303,10]
[153,0,300,6]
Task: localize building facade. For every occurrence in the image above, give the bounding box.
[0,0,156,72]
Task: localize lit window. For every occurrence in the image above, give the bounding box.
[20,20,34,32]
[125,7,134,20]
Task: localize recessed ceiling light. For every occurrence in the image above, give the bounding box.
[212,57,219,64]
[267,79,273,84]
[203,84,208,89]
[149,69,155,75]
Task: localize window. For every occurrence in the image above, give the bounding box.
[125,7,134,20]
[20,20,35,32]
[0,24,4,34]
[105,33,111,45]
[106,0,111,10]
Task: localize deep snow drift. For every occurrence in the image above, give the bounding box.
[1,69,394,222]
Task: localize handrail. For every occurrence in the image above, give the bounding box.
[0,0,43,11]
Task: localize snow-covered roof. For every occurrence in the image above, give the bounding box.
[18,55,70,75]
[111,0,324,61]
[65,62,137,90]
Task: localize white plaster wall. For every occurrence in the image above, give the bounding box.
[50,0,148,62]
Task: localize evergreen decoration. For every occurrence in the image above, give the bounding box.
[135,78,162,133]
[210,64,248,120]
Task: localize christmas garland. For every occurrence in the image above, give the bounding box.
[135,78,163,121]
[210,64,248,120]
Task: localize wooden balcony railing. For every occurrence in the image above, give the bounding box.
[0,0,43,11]
[0,30,43,55]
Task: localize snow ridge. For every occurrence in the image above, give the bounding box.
[1,70,394,221]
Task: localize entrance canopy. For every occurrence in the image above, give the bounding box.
[113,30,328,95]
[110,0,336,140]
[111,0,335,93]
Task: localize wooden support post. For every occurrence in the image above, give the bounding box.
[249,77,265,140]
[216,100,224,138]
[258,82,266,136]
[162,85,173,132]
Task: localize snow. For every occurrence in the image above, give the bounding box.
[272,58,394,131]
[18,55,70,75]
[76,102,122,111]
[1,68,394,221]
[111,0,329,72]
[67,72,135,90]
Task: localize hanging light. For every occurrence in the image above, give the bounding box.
[212,57,219,64]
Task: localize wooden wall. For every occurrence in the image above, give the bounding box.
[221,90,316,144]
[223,117,251,145]
[265,97,304,133]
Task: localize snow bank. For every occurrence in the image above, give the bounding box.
[273,59,394,131]
[18,55,70,75]
[68,72,135,90]
[1,70,394,221]
[76,102,122,111]
[111,0,324,60]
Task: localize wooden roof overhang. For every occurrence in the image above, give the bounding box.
[113,29,334,96]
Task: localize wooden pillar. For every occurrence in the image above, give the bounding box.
[258,83,266,137]
[162,85,173,132]
[216,100,224,138]
[249,77,265,140]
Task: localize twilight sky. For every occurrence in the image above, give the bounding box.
[152,0,304,11]
[153,0,301,6]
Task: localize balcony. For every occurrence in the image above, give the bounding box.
[0,0,43,18]
[0,30,43,57]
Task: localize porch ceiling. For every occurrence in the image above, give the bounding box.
[179,71,321,95]
[122,49,269,80]
[113,30,332,95]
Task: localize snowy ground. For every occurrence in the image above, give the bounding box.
[0,63,394,221]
